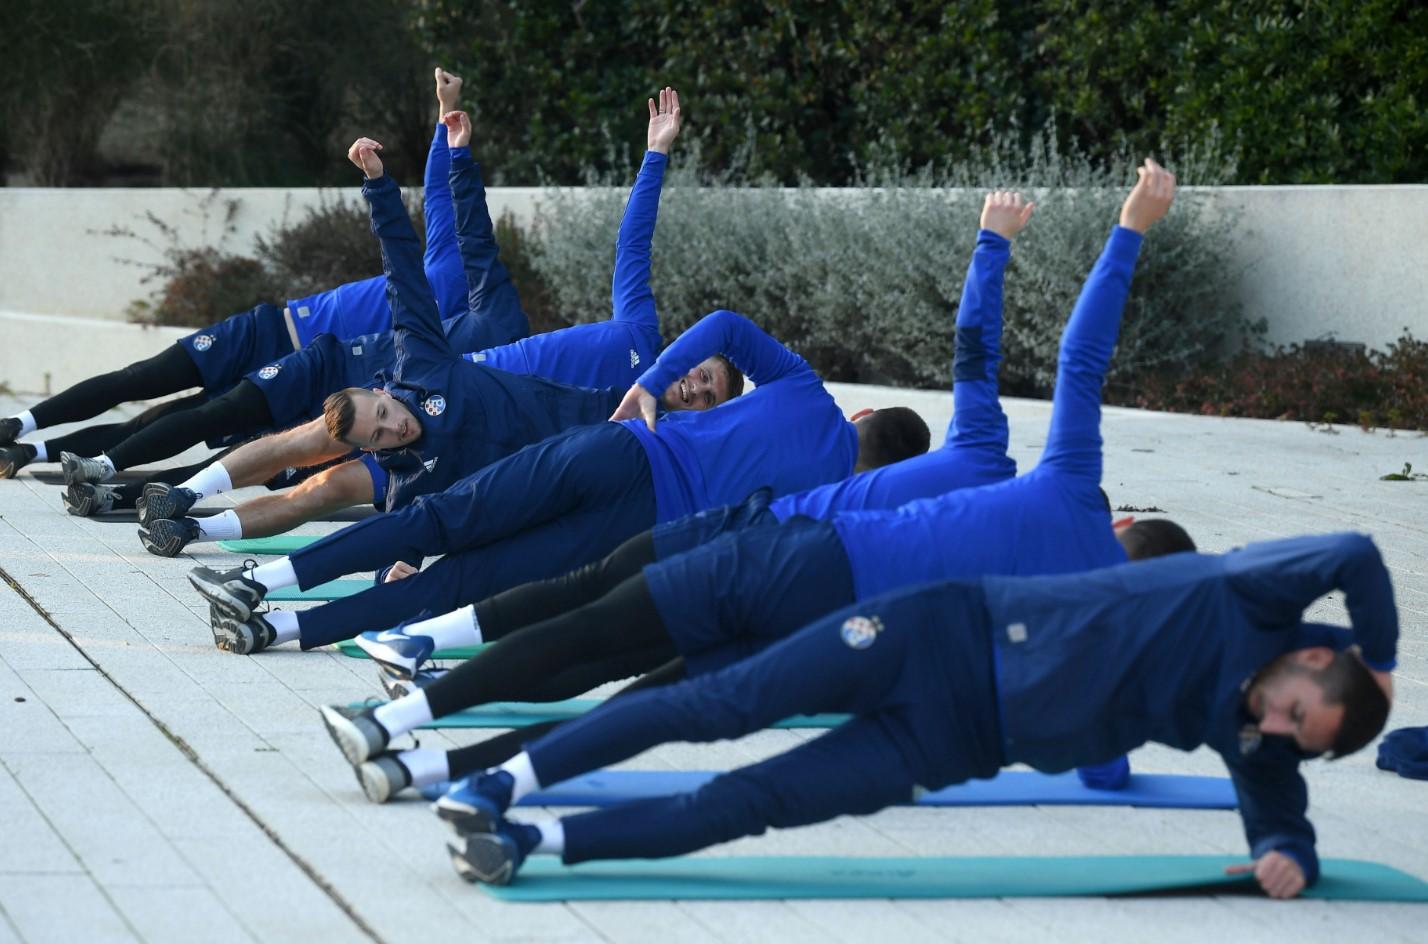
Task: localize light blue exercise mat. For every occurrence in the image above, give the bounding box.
[517,769,1236,810]
[268,579,369,601]
[481,856,1428,903]
[218,535,320,555]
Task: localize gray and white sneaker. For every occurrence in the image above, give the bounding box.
[356,753,413,803]
[319,704,390,765]
[60,451,114,485]
[139,483,199,527]
[188,563,266,621]
[210,610,276,655]
[63,482,120,516]
[379,666,449,701]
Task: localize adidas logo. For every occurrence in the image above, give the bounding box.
[423,457,439,473]
[629,349,640,368]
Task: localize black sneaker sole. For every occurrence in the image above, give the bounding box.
[139,519,195,558]
[446,836,518,886]
[433,795,501,835]
[139,485,195,527]
[187,571,257,622]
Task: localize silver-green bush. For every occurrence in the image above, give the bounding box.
[528,128,1247,392]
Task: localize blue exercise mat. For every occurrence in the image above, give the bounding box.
[481,855,1428,902]
[421,769,1236,810]
[268,579,368,601]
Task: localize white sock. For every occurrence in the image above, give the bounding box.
[265,610,300,645]
[405,605,481,648]
[195,510,243,542]
[499,751,540,802]
[15,411,37,436]
[396,748,449,787]
[97,454,117,475]
[533,819,565,856]
[30,442,48,463]
[179,462,234,499]
[250,557,297,591]
[373,690,433,739]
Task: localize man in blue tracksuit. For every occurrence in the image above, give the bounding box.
[190,299,931,653]
[2,69,495,482]
[135,93,720,554]
[320,166,1177,798]
[436,531,1397,899]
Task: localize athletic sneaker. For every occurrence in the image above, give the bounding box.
[210,610,276,655]
[188,562,266,621]
[446,819,539,886]
[60,451,113,485]
[379,666,449,701]
[433,769,515,835]
[139,517,200,557]
[319,704,391,765]
[356,753,413,803]
[0,443,33,479]
[62,482,119,516]
[138,483,198,527]
[355,625,437,681]
[0,417,21,445]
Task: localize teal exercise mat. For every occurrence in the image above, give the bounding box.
[367,698,850,729]
[336,639,486,660]
[481,856,1428,902]
[218,535,321,555]
[516,769,1236,810]
[268,579,368,601]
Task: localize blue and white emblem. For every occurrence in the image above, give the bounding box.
[258,364,280,380]
[840,615,883,650]
[423,394,446,417]
[629,349,640,368]
[192,334,215,352]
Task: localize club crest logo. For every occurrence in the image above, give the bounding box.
[840,614,884,650]
[258,364,281,380]
[423,394,446,416]
[192,334,215,352]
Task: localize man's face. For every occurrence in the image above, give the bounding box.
[661,357,731,412]
[1249,654,1345,753]
[348,389,422,451]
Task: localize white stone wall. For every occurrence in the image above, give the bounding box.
[1,184,1424,393]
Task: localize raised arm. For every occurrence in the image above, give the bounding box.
[1227,532,1399,675]
[421,68,462,317]
[946,191,1032,456]
[1037,158,1174,479]
[1222,742,1316,897]
[350,138,454,373]
[610,87,681,330]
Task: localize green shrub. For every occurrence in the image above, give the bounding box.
[526,128,1245,391]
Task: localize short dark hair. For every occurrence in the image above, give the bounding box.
[1118,518,1196,560]
[1318,650,1391,759]
[323,388,363,443]
[858,406,931,469]
[711,353,744,400]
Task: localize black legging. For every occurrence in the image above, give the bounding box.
[44,391,209,458]
[422,574,677,720]
[473,530,657,642]
[104,380,273,471]
[444,659,689,778]
[30,343,203,429]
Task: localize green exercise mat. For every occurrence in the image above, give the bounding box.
[219,535,322,555]
[336,639,487,660]
[481,856,1428,903]
[267,579,368,601]
[357,698,850,728]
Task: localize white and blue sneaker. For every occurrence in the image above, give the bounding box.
[446,818,540,886]
[433,769,515,835]
[355,625,436,681]
[379,666,449,701]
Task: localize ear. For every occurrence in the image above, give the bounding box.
[1290,647,1336,671]
[848,408,875,423]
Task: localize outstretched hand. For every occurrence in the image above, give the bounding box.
[347,137,385,179]
[647,87,682,154]
[610,383,659,431]
[1119,157,1176,233]
[442,110,473,149]
[1225,851,1306,900]
[435,67,463,114]
[980,190,1035,240]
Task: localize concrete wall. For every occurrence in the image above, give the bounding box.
[2,184,1425,393]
